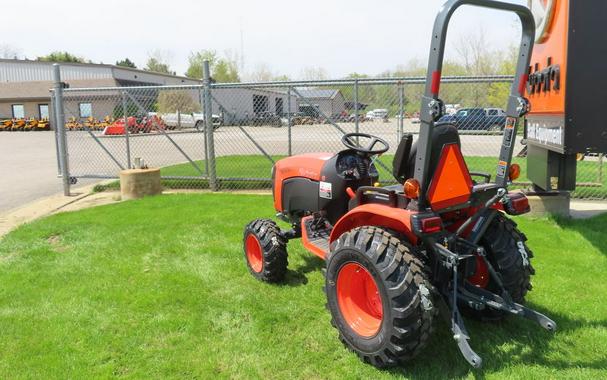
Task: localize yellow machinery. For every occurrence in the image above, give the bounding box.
[11,119,26,131]
[36,118,51,131]
[65,117,81,131]
[24,118,38,131]
[0,119,12,131]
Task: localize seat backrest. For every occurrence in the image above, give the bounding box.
[392,123,461,185]
[407,123,461,181]
[392,134,413,184]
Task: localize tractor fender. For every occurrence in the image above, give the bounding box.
[329,204,418,246]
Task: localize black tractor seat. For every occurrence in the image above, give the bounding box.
[392,123,461,184]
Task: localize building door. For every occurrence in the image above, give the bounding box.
[39,104,49,119]
[275,98,283,116]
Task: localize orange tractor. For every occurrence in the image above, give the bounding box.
[243,0,556,369]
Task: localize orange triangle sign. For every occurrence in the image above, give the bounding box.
[427,144,473,211]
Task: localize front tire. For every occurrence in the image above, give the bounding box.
[243,219,288,282]
[465,214,535,320]
[325,227,435,368]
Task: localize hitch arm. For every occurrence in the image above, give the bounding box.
[434,242,483,368]
[460,283,557,332]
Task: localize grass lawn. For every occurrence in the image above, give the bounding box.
[0,193,606,379]
[143,154,606,199]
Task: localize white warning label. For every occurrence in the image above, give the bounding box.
[319,181,332,199]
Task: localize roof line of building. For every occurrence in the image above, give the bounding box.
[0,58,201,83]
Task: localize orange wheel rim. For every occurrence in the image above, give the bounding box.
[336,262,383,337]
[245,234,263,273]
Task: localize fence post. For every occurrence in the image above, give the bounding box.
[50,90,62,176]
[203,60,218,191]
[287,87,292,156]
[354,79,359,138]
[52,64,71,196]
[199,87,209,175]
[398,83,404,141]
[121,90,132,169]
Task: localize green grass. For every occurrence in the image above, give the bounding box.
[0,193,606,379]
[131,154,606,199]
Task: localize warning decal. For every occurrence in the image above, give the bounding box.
[319,181,333,199]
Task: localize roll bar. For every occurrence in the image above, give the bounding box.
[414,0,536,210]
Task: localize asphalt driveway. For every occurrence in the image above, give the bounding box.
[0,132,65,213]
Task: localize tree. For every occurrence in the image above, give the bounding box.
[272,74,291,82]
[487,46,518,107]
[37,51,86,63]
[0,44,23,59]
[145,50,173,74]
[186,50,239,82]
[246,63,274,82]
[157,90,201,127]
[300,66,328,81]
[185,50,217,79]
[116,58,137,68]
[213,59,239,83]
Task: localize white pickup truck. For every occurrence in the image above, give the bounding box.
[150,111,222,130]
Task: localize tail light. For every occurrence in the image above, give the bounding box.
[421,217,443,233]
[411,214,444,235]
[504,192,530,215]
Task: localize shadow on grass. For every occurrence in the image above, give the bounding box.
[388,303,607,379]
[553,213,607,256]
[282,255,325,287]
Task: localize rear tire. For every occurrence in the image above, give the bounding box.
[243,219,288,282]
[325,227,435,368]
[465,213,535,320]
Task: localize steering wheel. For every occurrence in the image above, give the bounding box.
[341,133,390,156]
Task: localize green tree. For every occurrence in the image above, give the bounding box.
[145,57,171,74]
[145,50,173,74]
[487,47,518,107]
[186,50,239,82]
[213,59,239,82]
[116,58,137,68]
[37,51,86,63]
[185,50,217,79]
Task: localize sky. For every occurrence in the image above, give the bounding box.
[2,0,528,79]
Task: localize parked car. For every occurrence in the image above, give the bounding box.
[366,109,389,122]
[153,111,222,130]
[445,103,461,115]
[438,107,506,131]
[250,112,282,127]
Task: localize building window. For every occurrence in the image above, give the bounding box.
[253,95,268,114]
[39,104,49,119]
[12,104,25,119]
[79,103,92,118]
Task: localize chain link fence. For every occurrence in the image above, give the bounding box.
[54,72,606,199]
